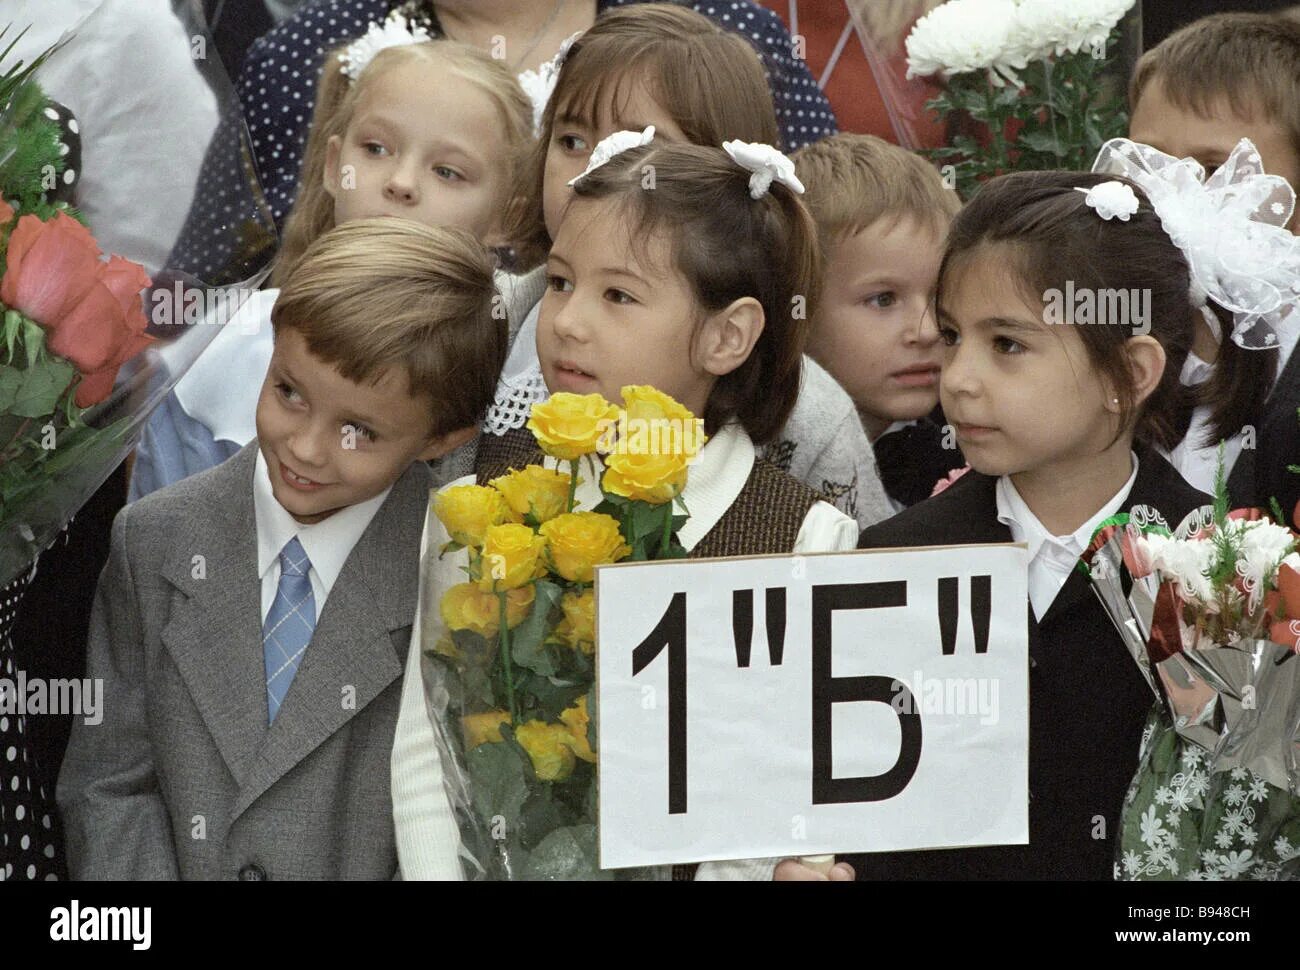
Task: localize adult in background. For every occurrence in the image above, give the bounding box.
[167,0,837,282]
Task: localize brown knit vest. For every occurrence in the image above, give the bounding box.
[476,426,823,880]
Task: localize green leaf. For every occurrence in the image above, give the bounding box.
[585,684,597,753]
[515,670,585,722]
[510,579,564,676]
[518,786,572,850]
[1018,128,1066,157]
[465,733,531,829]
[3,310,21,362]
[20,315,43,368]
[519,823,610,880]
[0,365,20,409]
[8,356,74,417]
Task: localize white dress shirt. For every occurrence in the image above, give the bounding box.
[995,453,1138,622]
[390,423,857,881]
[252,449,393,624]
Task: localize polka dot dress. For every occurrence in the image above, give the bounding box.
[0,567,61,882]
[168,0,838,280]
[42,100,82,208]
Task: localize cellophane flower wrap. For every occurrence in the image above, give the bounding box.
[906,0,1139,199]
[419,387,704,879]
[0,20,277,586]
[1081,465,1300,880]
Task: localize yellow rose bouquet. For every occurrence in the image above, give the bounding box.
[420,386,703,879]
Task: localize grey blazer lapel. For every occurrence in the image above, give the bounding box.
[233,459,432,819]
[159,443,269,785]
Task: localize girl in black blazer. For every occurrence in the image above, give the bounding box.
[852,171,1215,880]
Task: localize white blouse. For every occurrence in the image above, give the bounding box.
[391,423,857,880]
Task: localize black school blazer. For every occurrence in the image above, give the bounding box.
[847,444,1209,880]
[1228,343,1300,525]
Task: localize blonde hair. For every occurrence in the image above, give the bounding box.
[793,133,960,250]
[503,2,781,270]
[1129,13,1300,166]
[272,217,507,436]
[273,39,532,286]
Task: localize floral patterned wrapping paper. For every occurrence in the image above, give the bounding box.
[1083,502,1300,880]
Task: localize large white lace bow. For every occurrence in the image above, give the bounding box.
[338,13,432,81]
[567,126,655,186]
[1091,137,1300,350]
[722,140,805,199]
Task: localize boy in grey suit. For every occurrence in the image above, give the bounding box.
[58,219,507,879]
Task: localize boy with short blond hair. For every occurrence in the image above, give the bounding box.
[794,133,965,509]
[59,218,507,880]
[1129,12,1300,233]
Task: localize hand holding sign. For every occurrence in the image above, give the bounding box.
[596,543,1029,871]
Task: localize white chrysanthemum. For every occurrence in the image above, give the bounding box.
[1141,533,1217,606]
[1232,519,1298,610]
[1009,0,1135,62]
[905,0,1027,85]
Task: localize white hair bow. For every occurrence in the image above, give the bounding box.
[566,126,656,186]
[1091,137,1300,350]
[1075,181,1140,221]
[338,13,432,82]
[722,140,805,200]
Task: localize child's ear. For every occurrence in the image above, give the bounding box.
[323,135,343,198]
[417,424,478,462]
[698,297,765,378]
[1111,334,1167,412]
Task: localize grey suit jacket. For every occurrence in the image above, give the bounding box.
[58,442,433,880]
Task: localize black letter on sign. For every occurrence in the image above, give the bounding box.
[632,591,688,814]
[812,582,922,804]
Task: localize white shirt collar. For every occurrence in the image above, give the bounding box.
[253,448,394,593]
[995,452,1139,563]
[539,422,753,552]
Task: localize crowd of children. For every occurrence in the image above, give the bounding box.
[51,4,1300,881]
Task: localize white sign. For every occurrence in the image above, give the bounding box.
[596,544,1029,870]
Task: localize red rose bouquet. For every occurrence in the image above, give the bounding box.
[0,33,157,583]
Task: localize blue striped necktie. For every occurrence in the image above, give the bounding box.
[262,536,315,722]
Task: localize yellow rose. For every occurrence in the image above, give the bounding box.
[620,385,705,459]
[434,485,516,548]
[527,392,619,461]
[559,696,596,763]
[539,512,631,583]
[555,589,595,654]
[441,582,535,636]
[490,465,573,524]
[463,710,511,748]
[602,449,690,505]
[477,523,548,591]
[514,720,577,781]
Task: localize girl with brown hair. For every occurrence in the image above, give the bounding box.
[853,170,1212,880]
